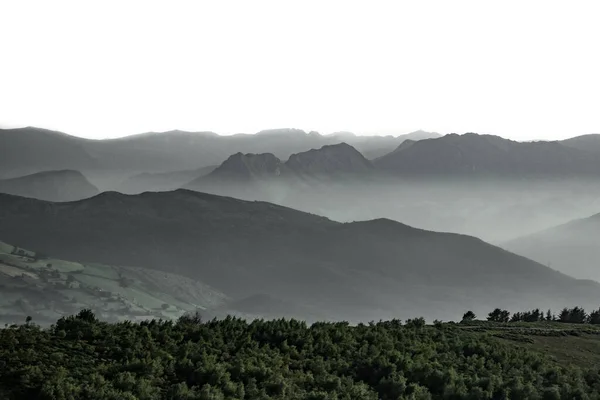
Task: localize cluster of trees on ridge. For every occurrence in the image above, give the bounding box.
[461,306,600,324]
[2,309,600,399]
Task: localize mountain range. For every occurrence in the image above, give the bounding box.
[0,127,439,183]
[374,133,600,177]
[1,189,598,323]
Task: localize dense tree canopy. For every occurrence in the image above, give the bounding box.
[2,310,600,399]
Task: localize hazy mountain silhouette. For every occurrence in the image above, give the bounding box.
[0,189,598,322]
[374,133,600,177]
[183,143,376,202]
[1,126,437,179]
[0,127,99,178]
[328,130,441,159]
[560,134,600,154]
[0,170,99,202]
[503,212,600,282]
[115,165,217,194]
[285,143,374,177]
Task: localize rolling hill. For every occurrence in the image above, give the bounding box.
[0,170,99,202]
[0,189,598,323]
[503,212,600,282]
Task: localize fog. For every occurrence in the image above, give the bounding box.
[174,175,600,244]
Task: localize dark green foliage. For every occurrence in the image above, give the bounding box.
[487,308,510,323]
[510,308,545,323]
[559,307,588,324]
[461,311,476,322]
[3,311,600,399]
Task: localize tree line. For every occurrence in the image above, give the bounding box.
[461,306,600,324]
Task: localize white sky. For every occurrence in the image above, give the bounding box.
[1,0,599,140]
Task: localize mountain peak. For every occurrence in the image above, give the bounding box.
[286,143,373,175]
[210,152,285,179]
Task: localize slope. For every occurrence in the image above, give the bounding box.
[503,212,600,282]
[0,190,598,322]
[0,127,99,178]
[0,170,99,202]
[560,134,600,154]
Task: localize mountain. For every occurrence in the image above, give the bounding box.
[328,130,441,160]
[1,189,598,323]
[285,142,374,177]
[503,212,600,282]
[183,143,376,203]
[560,134,600,154]
[0,127,99,178]
[115,165,217,194]
[0,126,437,180]
[0,170,99,202]
[374,133,600,177]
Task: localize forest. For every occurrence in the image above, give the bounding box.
[3,309,600,399]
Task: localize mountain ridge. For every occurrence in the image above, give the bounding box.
[1,189,598,322]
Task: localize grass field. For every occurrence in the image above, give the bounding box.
[0,240,228,326]
[459,321,600,369]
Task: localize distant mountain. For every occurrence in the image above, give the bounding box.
[184,143,375,202]
[0,189,598,322]
[116,165,217,194]
[503,212,600,282]
[0,127,99,178]
[560,134,600,154]
[0,170,99,202]
[0,126,437,179]
[328,130,441,160]
[286,143,374,177]
[374,133,600,177]
[208,152,288,180]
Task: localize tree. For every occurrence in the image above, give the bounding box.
[487,308,510,323]
[462,311,476,322]
[588,309,600,324]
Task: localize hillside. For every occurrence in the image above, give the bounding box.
[374,133,600,177]
[0,127,99,178]
[1,190,598,322]
[0,240,228,325]
[560,133,600,154]
[503,212,600,282]
[0,170,99,202]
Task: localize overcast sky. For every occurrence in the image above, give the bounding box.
[1,0,599,140]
